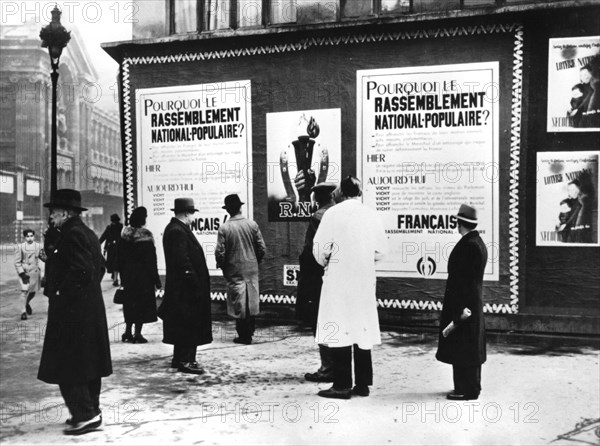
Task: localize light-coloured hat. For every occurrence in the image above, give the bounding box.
[456,204,478,224]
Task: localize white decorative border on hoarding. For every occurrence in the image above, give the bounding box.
[121,23,523,314]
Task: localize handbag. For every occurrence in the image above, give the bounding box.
[113,287,127,304]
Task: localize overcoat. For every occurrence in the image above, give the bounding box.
[161,218,212,346]
[313,199,387,349]
[38,216,112,384]
[15,241,44,293]
[118,226,161,324]
[99,222,123,273]
[296,203,334,327]
[215,215,266,319]
[436,230,488,366]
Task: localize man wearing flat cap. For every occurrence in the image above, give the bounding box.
[296,182,337,383]
[436,203,488,401]
[216,194,266,345]
[161,197,212,374]
[38,189,112,435]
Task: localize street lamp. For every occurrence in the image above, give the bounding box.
[40,5,70,200]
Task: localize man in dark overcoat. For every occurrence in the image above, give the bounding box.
[161,197,212,374]
[38,189,112,435]
[436,203,488,401]
[296,182,336,382]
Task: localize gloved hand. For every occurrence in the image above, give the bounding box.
[19,272,30,284]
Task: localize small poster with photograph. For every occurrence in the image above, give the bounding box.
[536,151,599,246]
[547,36,600,132]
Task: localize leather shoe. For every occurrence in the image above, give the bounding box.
[178,362,205,375]
[121,333,133,343]
[352,385,370,397]
[20,312,27,320]
[26,304,32,315]
[132,334,148,344]
[305,372,334,383]
[233,337,252,345]
[446,393,479,401]
[63,414,102,435]
[317,386,351,400]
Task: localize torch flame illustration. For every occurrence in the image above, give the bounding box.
[307,116,320,139]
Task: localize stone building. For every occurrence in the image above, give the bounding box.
[0,20,123,240]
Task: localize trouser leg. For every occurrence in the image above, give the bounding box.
[452,365,481,396]
[88,378,102,414]
[59,381,97,422]
[353,345,373,387]
[21,291,28,313]
[317,344,334,376]
[330,346,352,389]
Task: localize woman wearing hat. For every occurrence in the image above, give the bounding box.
[118,207,161,343]
[99,214,123,286]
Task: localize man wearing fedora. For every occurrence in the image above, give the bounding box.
[38,189,112,435]
[161,197,213,374]
[436,203,488,401]
[216,194,266,345]
[296,182,337,383]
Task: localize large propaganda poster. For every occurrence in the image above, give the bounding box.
[536,151,599,247]
[547,36,600,132]
[136,80,253,273]
[357,62,500,280]
[266,109,341,222]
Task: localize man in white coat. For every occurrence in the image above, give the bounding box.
[312,176,387,399]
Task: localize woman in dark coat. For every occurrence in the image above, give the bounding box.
[118,207,161,343]
[99,214,123,286]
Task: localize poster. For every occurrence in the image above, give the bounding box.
[357,63,499,280]
[135,80,253,273]
[266,109,341,222]
[547,36,600,132]
[536,151,599,247]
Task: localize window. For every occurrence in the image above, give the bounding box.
[175,0,198,33]
[271,0,296,24]
[0,174,14,194]
[413,0,460,13]
[238,0,263,27]
[204,0,231,30]
[381,0,410,14]
[341,0,374,18]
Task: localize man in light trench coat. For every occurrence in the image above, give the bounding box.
[216,194,266,345]
[312,176,387,399]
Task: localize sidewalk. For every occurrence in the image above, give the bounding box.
[1,271,599,445]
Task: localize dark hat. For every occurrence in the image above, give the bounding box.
[222,194,244,210]
[43,189,88,211]
[110,213,120,222]
[170,197,199,213]
[456,204,478,224]
[311,182,337,194]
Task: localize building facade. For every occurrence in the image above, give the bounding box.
[103,0,600,334]
[0,21,123,240]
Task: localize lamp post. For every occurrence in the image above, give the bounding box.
[40,5,70,200]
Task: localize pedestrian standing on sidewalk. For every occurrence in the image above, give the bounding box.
[38,189,112,436]
[296,182,337,383]
[312,176,387,399]
[99,213,123,286]
[14,229,45,320]
[436,203,488,401]
[118,207,161,344]
[160,198,212,375]
[216,194,266,345]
